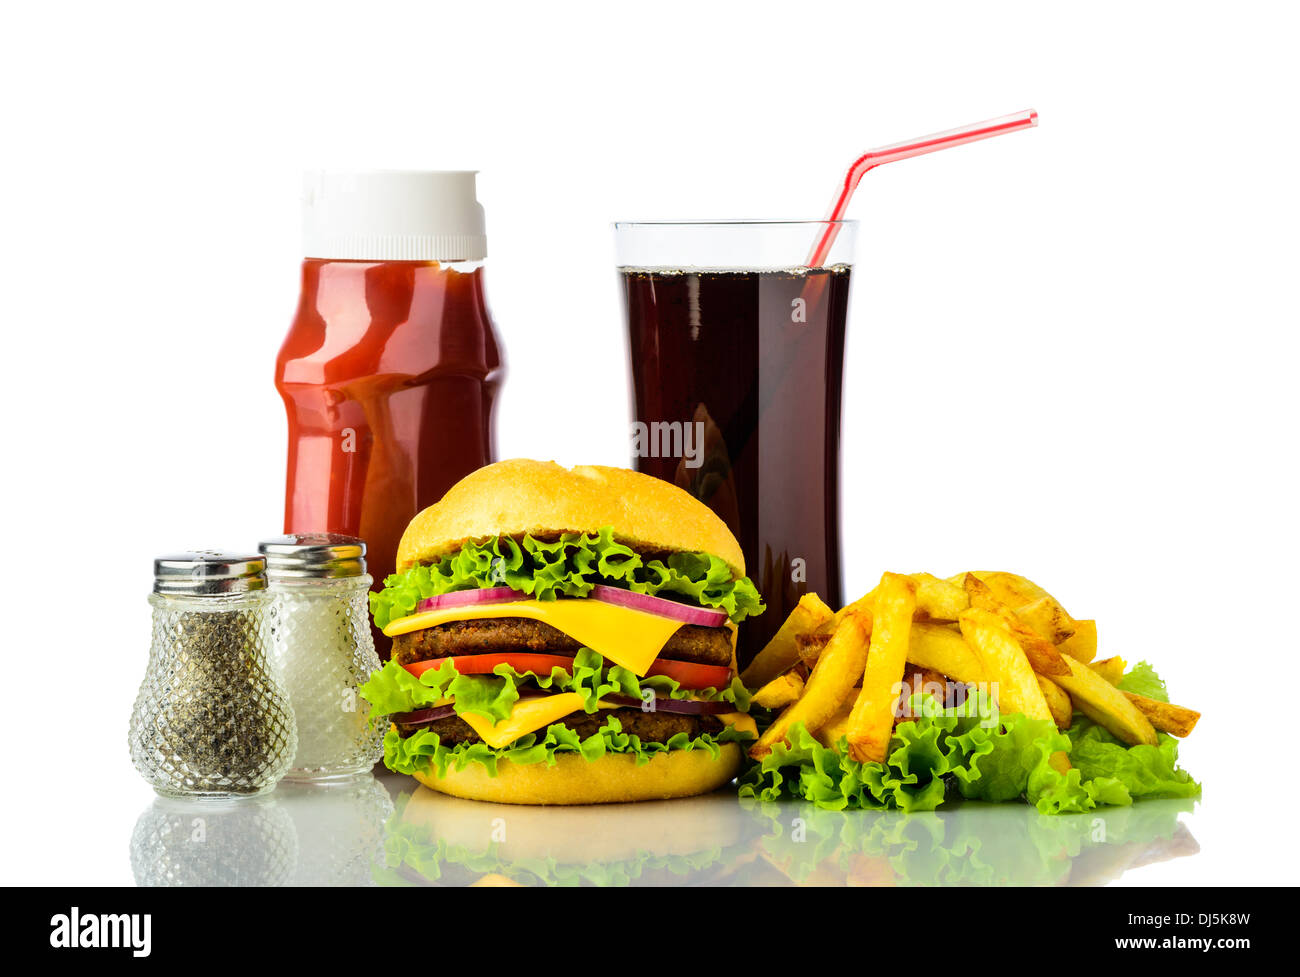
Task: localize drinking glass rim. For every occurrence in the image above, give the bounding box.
[612,219,858,228]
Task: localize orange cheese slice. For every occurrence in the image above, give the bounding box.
[458,695,757,749]
[459,693,589,749]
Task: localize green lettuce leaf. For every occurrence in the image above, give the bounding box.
[1051,659,1198,805]
[360,648,750,723]
[370,526,764,628]
[945,707,1116,814]
[1064,721,1200,804]
[738,693,998,813]
[1117,660,1169,702]
[739,676,1200,815]
[384,714,755,779]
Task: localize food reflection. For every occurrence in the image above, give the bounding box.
[131,795,298,887]
[131,773,394,886]
[374,787,1198,887]
[274,775,394,885]
[744,797,1199,886]
[373,788,762,887]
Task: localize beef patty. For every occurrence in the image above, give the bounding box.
[395,706,724,748]
[392,617,732,668]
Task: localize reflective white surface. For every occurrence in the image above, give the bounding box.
[121,774,1201,887]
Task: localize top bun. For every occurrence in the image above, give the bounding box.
[395,459,745,578]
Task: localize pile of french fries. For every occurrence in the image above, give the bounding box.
[741,571,1200,771]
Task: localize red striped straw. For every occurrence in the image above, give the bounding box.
[806,109,1039,268]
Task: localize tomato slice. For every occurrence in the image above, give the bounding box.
[403,652,733,690]
[404,652,574,679]
[644,659,733,690]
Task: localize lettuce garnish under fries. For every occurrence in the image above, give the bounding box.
[739,666,1200,814]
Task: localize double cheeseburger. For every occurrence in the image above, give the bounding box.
[361,459,764,804]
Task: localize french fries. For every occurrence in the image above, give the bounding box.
[1051,654,1158,746]
[907,573,970,623]
[907,622,985,684]
[819,587,877,635]
[1081,657,1200,737]
[1036,675,1073,730]
[1089,656,1127,685]
[960,574,1069,676]
[1015,594,1078,644]
[846,573,918,764]
[740,569,1198,769]
[817,572,968,635]
[795,632,830,664]
[749,612,871,760]
[814,699,854,749]
[1047,752,1072,775]
[954,572,1086,653]
[958,608,1055,722]
[1124,693,1201,738]
[751,671,805,710]
[1057,619,1098,663]
[897,666,956,718]
[740,592,835,688]
[965,571,1051,608]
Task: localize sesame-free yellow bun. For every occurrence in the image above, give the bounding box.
[395,459,745,578]
[411,743,744,805]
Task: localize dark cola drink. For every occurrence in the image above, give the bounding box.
[621,265,852,666]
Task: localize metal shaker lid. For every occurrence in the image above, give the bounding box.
[154,551,268,596]
[258,533,367,579]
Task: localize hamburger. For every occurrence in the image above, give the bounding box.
[360,459,764,804]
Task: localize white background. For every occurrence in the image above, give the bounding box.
[2,1,1296,886]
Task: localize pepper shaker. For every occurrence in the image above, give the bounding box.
[129,552,298,797]
[260,534,384,780]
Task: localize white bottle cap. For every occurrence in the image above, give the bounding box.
[302,170,487,261]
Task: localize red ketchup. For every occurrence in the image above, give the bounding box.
[275,171,504,656]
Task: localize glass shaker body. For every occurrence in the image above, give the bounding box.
[130,584,297,798]
[260,534,384,780]
[266,574,385,780]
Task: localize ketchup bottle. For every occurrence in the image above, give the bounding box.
[275,171,504,657]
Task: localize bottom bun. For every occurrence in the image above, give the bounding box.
[412,744,743,805]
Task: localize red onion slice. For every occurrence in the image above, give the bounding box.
[390,689,735,730]
[416,586,529,614]
[598,694,732,715]
[588,584,728,627]
[392,687,554,726]
[390,704,457,726]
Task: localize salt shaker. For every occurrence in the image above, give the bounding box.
[259,534,384,780]
[129,552,297,797]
